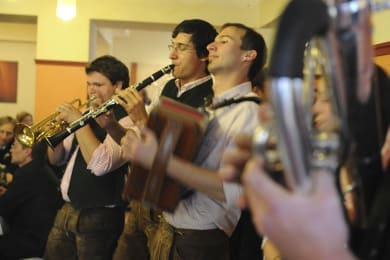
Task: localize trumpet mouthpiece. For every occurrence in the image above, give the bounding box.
[89,95,98,102]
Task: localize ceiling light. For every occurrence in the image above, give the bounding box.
[56,0,76,21]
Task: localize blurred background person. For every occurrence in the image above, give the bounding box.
[0,116,18,195]
[0,138,62,259]
[16,111,33,126]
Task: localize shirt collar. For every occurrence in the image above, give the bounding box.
[212,81,253,104]
[175,75,212,97]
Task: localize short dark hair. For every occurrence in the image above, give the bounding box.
[13,137,47,161]
[30,141,48,161]
[221,23,267,81]
[0,116,17,128]
[85,55,130,89]
[16,111,32,123]
[172,19,217,60]
[252,67,268,91]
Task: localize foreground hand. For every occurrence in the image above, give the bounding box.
[55,102,83,123]
[95,109,117,129]
[120,127,158,169]
[242,159,350,260]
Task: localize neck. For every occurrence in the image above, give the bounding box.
[178,72,208,87]
[19,157,33,167]
[212,71,249,96]
[177,61,209,87]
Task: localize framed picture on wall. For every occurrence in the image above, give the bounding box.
[0,61,18,103]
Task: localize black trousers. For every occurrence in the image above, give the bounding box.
[0,232,45,259]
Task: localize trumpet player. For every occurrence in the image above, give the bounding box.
[44,55,134,260]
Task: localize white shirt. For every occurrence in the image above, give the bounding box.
[164,82,260,236]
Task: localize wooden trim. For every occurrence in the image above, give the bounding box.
[35,59,88,67]
[374,42,390,57]
[130,62,137,85]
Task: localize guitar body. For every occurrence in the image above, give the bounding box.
[124,97,209,212]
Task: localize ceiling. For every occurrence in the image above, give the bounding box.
[0,1,275,65]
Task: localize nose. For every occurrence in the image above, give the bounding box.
[169,49,177,60]
[207,42,216,51]
[88,87,97,96]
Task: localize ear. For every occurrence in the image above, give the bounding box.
[25,147,33,157]
[243,50,257,62]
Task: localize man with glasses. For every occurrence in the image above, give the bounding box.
[110,19,217,260]
[161,20,215,107]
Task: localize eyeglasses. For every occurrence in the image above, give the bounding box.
[168,43,194,53]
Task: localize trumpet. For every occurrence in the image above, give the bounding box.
[15,98,93,147]
[45,64,174,148]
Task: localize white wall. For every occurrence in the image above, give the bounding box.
[112,29,172,66]
[0,22,36,120]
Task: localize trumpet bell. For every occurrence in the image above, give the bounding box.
[15,121,65,147]
[15,123,35,147]
[15,97,92,148]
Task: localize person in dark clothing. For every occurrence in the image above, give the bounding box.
[0,139,62,259]
[0,116,18,195]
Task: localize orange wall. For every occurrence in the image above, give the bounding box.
[374,42,390,76]
[35,60,87,122]
[375,55,390,76]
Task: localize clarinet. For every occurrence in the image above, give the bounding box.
[45,64,173,148]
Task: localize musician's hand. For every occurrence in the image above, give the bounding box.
[56,102,83,123]
[115,88,148,126]
[89,94,103,109]
[219,133,253,182]
[95,109,117,129]
[242,159,351,260]
[120,127,158,169]
[381,127,390,171]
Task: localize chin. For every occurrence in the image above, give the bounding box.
[172,70,179,78]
